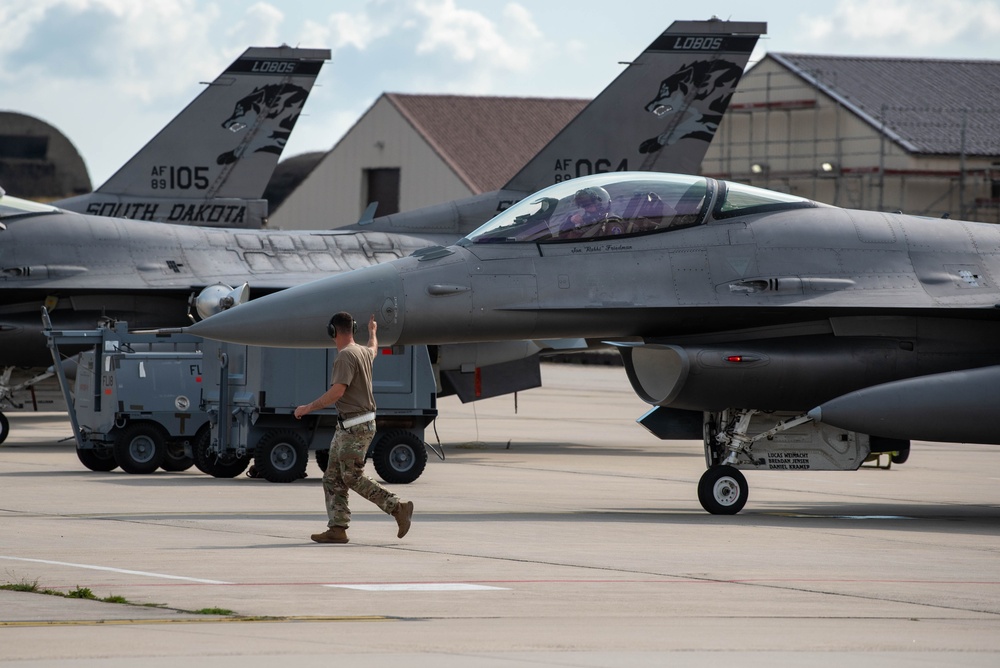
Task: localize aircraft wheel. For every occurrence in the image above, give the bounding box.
[114,423,166,474]
[254,430,308,483]
[0,411,8,445]
[698,465,748,515]
[76,445,118,472]
[891,446,910,465]
[160,441,195,472]
[371,430,427,484]
[315,448,330,473]
[193,428,250,478]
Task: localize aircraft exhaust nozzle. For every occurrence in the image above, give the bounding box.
[810,365,1000,445]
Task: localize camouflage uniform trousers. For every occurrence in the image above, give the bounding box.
[323,421,401,529]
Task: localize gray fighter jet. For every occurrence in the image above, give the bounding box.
[0,20,763,386]
[56,46,331,229]
[187,171,1000,514]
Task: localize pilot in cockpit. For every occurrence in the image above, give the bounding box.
[558,186,624,238]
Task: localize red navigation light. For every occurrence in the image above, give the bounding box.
[724,354,760,363]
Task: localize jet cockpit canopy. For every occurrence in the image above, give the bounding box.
[0,194,60,221]
[460,172,816,246]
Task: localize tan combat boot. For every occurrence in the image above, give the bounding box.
[393,500,414,539]
[311,526,349,544]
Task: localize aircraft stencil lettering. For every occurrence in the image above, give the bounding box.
[82,200,246,224]
[249,60,298,74]
[149,165,210,190]
[552,158,629,182]
[217,83,309,164]
[671,36,723,50]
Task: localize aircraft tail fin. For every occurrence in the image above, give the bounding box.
[57,46,330,228]
[503,19,765,192]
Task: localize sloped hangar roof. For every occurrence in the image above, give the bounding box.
[771,53,1000,157]
[385,93,587,193]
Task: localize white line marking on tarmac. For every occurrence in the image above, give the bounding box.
[325,583,508,591]
[0,556,232,584]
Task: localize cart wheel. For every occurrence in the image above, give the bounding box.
[0,411,9,445]
[76,445,118,472]
[315,448,330,473]
[114,423,166,474]
[160,441,194,472]
[254,430,308,483]
[371,429,427,484]
[193,427,250,478]
[697,465,748,515]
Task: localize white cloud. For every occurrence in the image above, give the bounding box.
[226,2,286,47]
[798,0,1000,52]
[413,0,543,71]
[1,0,227,100]
[326,8,393,50]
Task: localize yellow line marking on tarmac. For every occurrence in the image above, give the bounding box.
[0,615,393,628]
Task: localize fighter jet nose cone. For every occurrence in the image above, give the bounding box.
[806,407,822,422]
[187,263,404,348]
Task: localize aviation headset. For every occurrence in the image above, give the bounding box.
[327,313,357,338]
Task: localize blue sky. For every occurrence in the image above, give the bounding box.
[3,0,1000,187]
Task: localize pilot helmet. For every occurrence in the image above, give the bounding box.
[573,186,611,212]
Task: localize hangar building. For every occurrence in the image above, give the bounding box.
[269,93,586,230]
[703,53,1000,222]
[0,111,91,200]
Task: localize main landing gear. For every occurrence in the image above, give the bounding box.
[699,409,814,515]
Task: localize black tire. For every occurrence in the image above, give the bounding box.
[113,423,166,474]
[697,465,748,515]
[193,427,250,478]
[76,445,118,472]
[254,430,309,483]
[371,429,427,484]
[160,441,194,472]
[891,446,910,465]
[315,448,330,473]
[0,411,8,445]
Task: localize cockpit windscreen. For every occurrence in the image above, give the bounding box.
[0,195,59,220]
[462,173,712,245]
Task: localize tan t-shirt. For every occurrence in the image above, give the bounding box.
[330,343,376,417]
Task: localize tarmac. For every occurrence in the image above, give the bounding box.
[1,362,999,667]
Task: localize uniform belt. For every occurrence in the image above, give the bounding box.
[340,412,375,428]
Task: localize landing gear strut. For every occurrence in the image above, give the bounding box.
[700,409,813,515]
